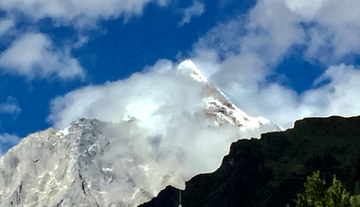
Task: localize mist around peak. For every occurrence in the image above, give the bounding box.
[44,59,277,205]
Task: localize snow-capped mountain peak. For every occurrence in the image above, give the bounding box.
[176,59,277,132]
[177,60,208,83]
[0,60,279,207]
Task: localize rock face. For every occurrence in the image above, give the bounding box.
[0,119,108,206]
[0,60,279,206]
[0,119,172,206]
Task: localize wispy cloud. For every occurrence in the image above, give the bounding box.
[0,18,14,37]
[0,0,170,28]
[0,33,85,80]
[0,96,21,117]
[179,1,205,26]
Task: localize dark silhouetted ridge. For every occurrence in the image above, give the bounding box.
[140,115,360,207]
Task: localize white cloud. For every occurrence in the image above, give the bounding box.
[244,0,305,62]
[284,0,331,20]
[43,0,360,144]
[195,17,245,58]
[187,48,220,79]
[179,1,205,26]
[35,0,360,201]
[0,18,14,37]
[0,0,171,80]
[186,0,360,130]
[48,59,268,196]
[196,0,305,66]
[281,0,360,61]
[46,60,360,204]
[45,0,360,187]
[44,0,360,195]
[196,0,360,64]
[257,64,360,129]
[0,96,21,116]
[0,0,169,28]
[201,60,360,129]
[0,133,21,156]
[48,59,210,131]
[303,64,360,116]
[0,33,85,80]
[289,0,360,61]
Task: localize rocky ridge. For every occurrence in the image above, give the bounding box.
[177,60,275,130]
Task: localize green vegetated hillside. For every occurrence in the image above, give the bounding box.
[140,115,360,207]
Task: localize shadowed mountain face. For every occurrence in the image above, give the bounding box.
[140,115,360,207]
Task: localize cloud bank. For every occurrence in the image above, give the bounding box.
[49,60,246,190]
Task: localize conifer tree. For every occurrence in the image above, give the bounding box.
[296,171,326,207]
[295,171,351,207]
[324,176,350,206]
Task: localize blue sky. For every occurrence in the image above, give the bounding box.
[1,0,360,155]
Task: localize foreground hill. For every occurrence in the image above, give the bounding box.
[140,115,360,207]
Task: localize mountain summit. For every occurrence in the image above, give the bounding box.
[177,60,277,131]
[124,60,277,132]
[0,60,279,206]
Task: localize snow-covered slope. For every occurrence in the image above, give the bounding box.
[177,60,277,132]
[123,60,277,132]
[0,60,279,207]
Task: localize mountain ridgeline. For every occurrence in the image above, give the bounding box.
[140,115,360,207]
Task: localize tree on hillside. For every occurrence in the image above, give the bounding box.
[295,171,351,207]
